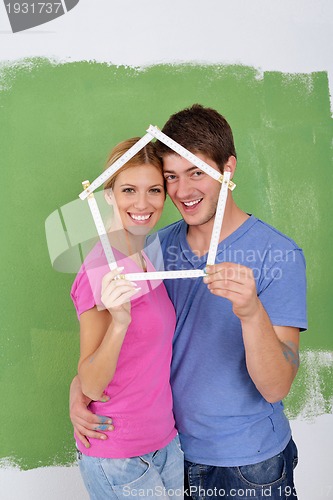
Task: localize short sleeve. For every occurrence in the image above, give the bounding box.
[258,248,308,331]
[70,267,96,319]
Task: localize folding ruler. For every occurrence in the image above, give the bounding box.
[80,126,236,281]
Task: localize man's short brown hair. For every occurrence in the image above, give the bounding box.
[156,104,237,173]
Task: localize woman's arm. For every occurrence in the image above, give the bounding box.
[78,270,140,401]
[78,307,128,401]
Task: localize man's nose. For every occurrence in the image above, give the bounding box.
[175,177,193,200]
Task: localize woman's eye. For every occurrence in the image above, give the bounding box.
[122,188,135,193]
[150,188,162,193]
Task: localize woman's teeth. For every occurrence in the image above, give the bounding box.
[130,213,152,221]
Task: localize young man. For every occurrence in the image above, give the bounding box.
[70,105,307,499]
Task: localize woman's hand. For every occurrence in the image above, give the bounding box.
[101,267,140,326]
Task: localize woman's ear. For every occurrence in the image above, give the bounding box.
[224,156,237,180]
[104,188,115,206]
[104,187,123,230]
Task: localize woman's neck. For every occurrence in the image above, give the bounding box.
[107,224,146,270]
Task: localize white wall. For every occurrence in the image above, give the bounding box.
[1,1,332,498]
[1,0,332,110]
[0,416,332,500]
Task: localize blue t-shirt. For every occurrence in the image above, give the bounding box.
[146,215,307,466]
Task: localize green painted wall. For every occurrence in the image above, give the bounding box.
[0,59,332,469]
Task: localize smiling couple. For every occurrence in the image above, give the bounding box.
[69,104,307,500]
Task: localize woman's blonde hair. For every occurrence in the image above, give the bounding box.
[104,138,163,191]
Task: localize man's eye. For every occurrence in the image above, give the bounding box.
[164,175,176,182]
[192,170,203,177]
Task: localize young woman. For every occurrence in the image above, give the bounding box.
[70,138,183,499]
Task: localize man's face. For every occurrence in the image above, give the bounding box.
[163,153,222,227]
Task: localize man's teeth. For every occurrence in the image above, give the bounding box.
[130,214,151,221]
[183,199,202,207]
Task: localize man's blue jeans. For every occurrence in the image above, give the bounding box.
[184,438,298,500]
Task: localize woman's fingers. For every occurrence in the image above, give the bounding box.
[101,267,141,310]
[102,281,139,308]
[109,287,141,307]
[101,267,125,290]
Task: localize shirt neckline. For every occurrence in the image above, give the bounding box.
[179,214,258,267]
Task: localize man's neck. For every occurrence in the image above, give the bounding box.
[186,199,249,257]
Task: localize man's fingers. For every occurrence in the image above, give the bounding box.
[74,414,113,430]
[204,265,252,285]
[70,409,100,426]
[208,280,243,294]
[75,429,91,449]
[74,425,108,445]
[74,415,114,440]
[94,423,114,431]
[95,415,114,431]
[206,270,244,283]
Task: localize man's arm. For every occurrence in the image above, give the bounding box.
[204,263,300,403]
[240,302,299,403]
[69,375,113,448]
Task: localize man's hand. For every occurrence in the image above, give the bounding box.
[204,262,260,320]
[69,376,114,448]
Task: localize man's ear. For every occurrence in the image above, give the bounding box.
[104,188,115,206]
[224,156,237,180]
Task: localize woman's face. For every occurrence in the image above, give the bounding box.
[111,164,165,236]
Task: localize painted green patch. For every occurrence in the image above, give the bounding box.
[0,59,332,469]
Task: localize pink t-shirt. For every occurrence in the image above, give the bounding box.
[70,243,177,458]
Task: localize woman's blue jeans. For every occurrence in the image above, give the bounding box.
[184,438,298,500]
[77,436,184,499]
